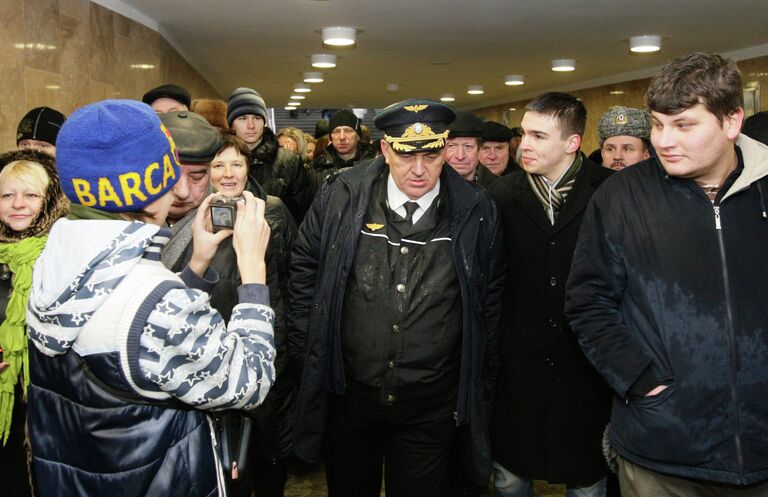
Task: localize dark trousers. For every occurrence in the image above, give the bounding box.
[323,391,458,497]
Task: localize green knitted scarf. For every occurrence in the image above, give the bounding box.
[0,236,47,445]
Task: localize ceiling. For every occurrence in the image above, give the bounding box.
[101,0,768,110]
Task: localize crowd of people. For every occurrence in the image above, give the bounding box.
[0,51,767,497]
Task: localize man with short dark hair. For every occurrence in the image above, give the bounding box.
[290,99,505,497]
[488,91,613,497]
[228,87,315,222]
[312,109,376,180]
[16,107,66,157]
[142,83,191,114]
[598,106,651,171]
[566,52,768,496]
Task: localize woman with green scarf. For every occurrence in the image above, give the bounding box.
[0,149,69,496]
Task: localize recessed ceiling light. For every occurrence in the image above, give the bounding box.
[285,106,297,110]
[322,26,356,46]
[311,53,337,68]
[441,93,455,102]
[130,64,155,70]
[387,83,400,92]
[609,90,625,95]
[505,75,525,86]
[629,35,661,53]
[303,72,324,83]
[290,94,305,100]
[551,59,576,72]
[294,83,311,93]
[289,101,301,106]
[467,85,484,95]
[509,107,516,111]
[45,85,60,90]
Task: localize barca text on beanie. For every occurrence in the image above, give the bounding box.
[56,100,181,213]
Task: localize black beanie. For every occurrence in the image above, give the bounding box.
[142,84,191,109]
[16,107,66,146]
[329,109,361,135]
[448,111,484,138]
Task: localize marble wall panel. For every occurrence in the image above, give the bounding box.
[88,2,114,84]
[23,0,61,73]
[0,0,221,152]
[0,0,26,145]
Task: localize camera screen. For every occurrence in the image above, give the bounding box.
[211,205,234,227]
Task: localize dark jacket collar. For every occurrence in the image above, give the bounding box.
[252,127,279,165]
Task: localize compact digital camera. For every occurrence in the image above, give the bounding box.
[210,196,244,232]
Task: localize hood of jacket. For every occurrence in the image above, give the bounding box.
[0,149,69,242]
[723,133,768,201]
[27,219,162,356]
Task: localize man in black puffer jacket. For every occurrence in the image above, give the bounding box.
[228,87,316,223]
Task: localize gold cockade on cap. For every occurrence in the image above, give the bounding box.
[404,104,428,113]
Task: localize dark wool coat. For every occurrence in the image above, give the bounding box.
[565,135,768,486]
[487,156,613,486]
[288,157,506,487]
[251,128,316,223]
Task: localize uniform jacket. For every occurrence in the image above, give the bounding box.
[288,157,506,486]
[487,157,613,485]
[565,134,768,486]
[26,219,276,497]
[251,128,316,223]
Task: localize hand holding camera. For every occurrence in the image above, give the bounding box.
[232,191,270,285]
[189,193,235,278]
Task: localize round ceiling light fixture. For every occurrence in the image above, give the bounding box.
[322,26,356,46]
[629,35,661,53]
[311,53,337,68]
[467,85,484,95]
[285,105,297,110]
[551,59,576,72]
[386,83,400,92]
[303,71,324,83]
[294,83,311,93]
[505,74,525,86]
[440,93,455,102]
[290,94,305,100]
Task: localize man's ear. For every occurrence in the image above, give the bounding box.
[565,133,582,154]
[725,108,745,140]
[380,140,391,164]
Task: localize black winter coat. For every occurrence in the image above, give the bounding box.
[487,157,613,486]
[311,142,377,183]
[288,157,506,487]
[251,128,316,223]
[565,136,768,486]
[172,182,298,463]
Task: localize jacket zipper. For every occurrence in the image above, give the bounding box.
[713,203,745,479]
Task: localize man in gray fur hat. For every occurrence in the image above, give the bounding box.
[598,106,651,171]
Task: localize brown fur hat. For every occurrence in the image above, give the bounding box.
[0,149,70,242]
[190,98,229,130]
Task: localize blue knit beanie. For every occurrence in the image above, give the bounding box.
[56,99,181,212]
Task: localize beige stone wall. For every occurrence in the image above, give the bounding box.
[0,0,221,152]
[475,55,768,154]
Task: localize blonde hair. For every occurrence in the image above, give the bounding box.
[0,160,49,195]
[277,127,307,158]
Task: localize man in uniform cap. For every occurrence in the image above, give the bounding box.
[598,106,651,171]
[478,121,521,185]
[16,106,66,157]
[142,83,192,114]
[290,98,505,497]
[312,109,376,180]
[509,127,523,159]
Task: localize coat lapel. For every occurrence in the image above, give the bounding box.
[513,173,553,234]
[550,158,604,236]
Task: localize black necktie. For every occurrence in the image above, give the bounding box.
[403,201,419,225]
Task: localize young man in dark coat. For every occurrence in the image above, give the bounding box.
[289,98,505,497]
[487,92,613,497]
[228,87,316,223]
[566,52,768,497]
